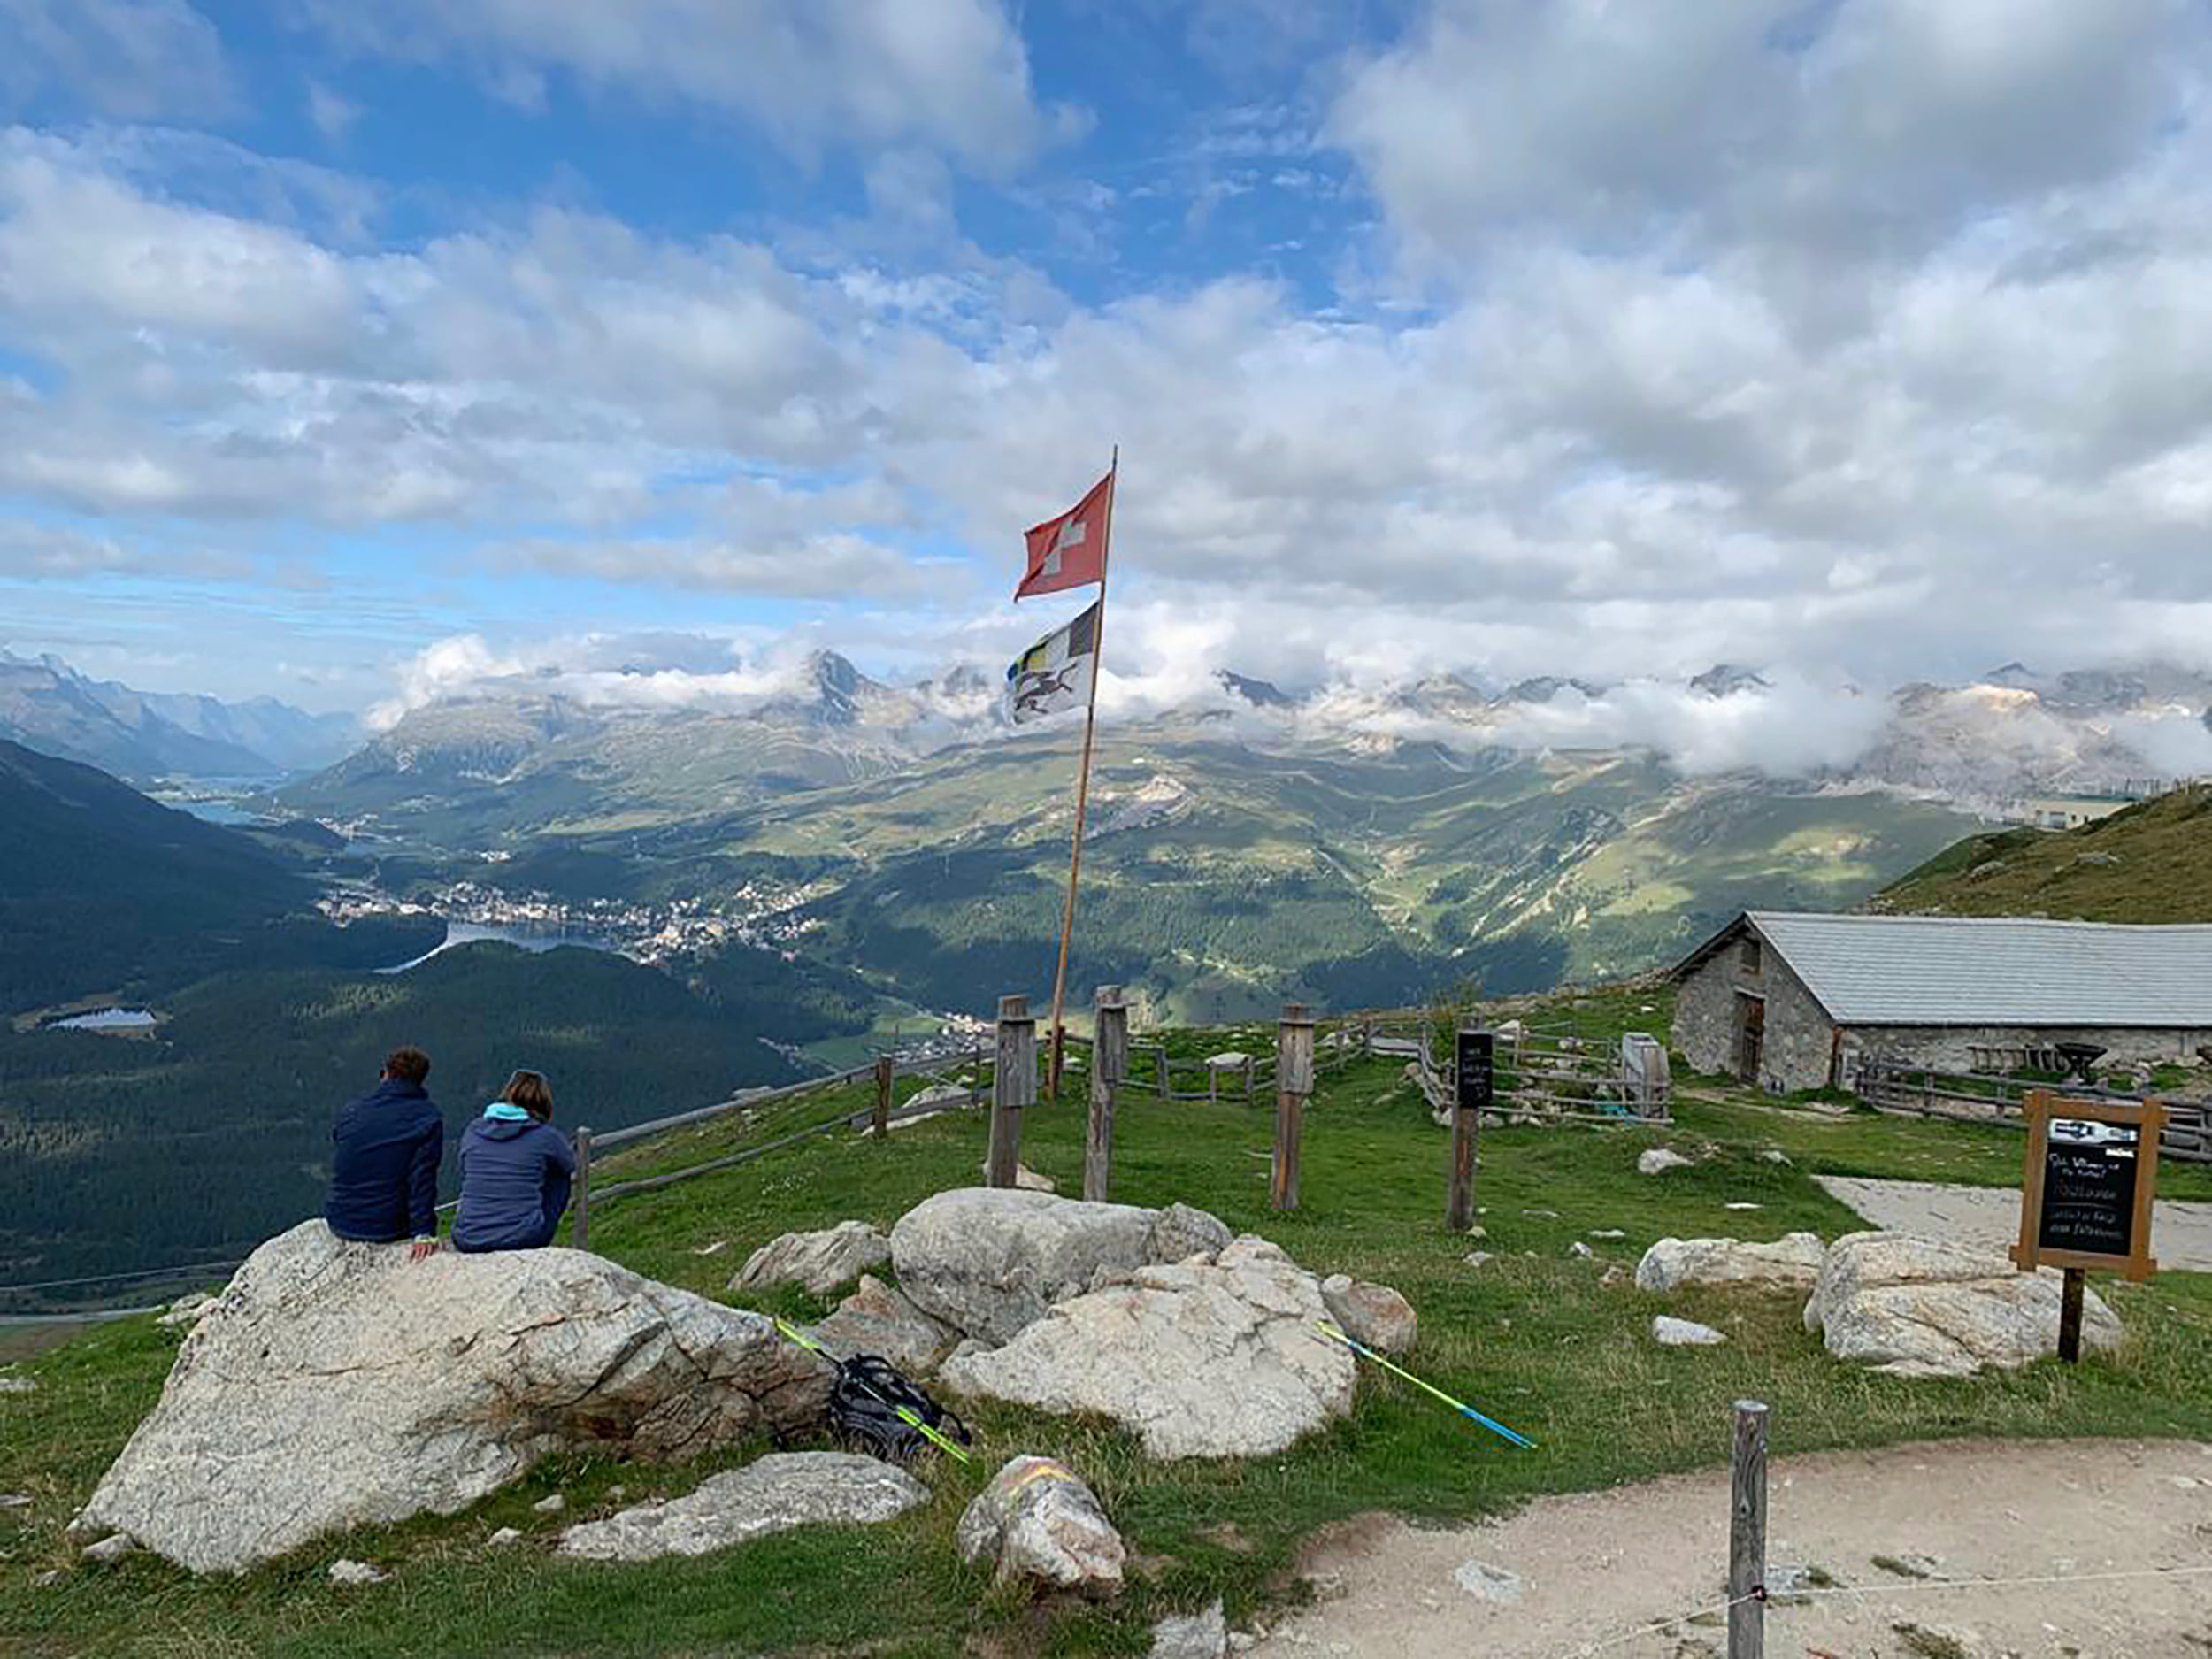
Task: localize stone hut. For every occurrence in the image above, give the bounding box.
[1670,911,2212,1094]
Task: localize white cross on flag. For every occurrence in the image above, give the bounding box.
[1017,470,1113,599]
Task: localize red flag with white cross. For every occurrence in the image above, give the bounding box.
[1016,470,1113,599]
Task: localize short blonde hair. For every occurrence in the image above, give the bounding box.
[502,1069,554,1123]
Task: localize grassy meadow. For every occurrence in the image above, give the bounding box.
[5,985,2210,1656]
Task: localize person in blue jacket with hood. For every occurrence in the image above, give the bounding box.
[326,1046,445,1261]
[452,1070,576,1253]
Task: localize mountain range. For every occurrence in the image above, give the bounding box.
[0,651,358,781]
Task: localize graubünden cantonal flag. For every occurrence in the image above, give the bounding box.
[1016,470,1113,599]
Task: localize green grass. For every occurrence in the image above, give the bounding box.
[6,1024,2211,1656]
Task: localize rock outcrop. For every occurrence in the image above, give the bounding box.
[558,1452,927,1561]
[941,1237,1356,1458]
[890,1189,1224,1345]
[1652,1316,1726,1347]
[1638,1148,1693,1175]
[1803,1232,2122,1377]
[76,1222,833,1573]
[1151,1202,1234,1264]
[808,1275,956,1373]
[1634,1233,1826,1294]
[729,1220,890,1299]
[956,1455,1125,1594]
[1150,1599,1229,1658]
[1320,1275,1417,1355]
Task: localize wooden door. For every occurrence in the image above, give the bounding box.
[1737,995,1765,1083]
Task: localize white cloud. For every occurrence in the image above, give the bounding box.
[294,0,1054,171]
[0,0,233,122]
[305,80,360,142]
[7,0,2212,773]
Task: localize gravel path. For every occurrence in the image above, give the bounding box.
[1248,1438,2212,1659]
[1815,1175,2212,1272]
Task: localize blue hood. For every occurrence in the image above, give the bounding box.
[476,1102,536,1141]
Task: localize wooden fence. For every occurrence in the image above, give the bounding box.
[1856,1056,2211,1164]
[1376,1013,1672,1125]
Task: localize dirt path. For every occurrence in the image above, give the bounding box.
[1815,1175,2212,1272]
[1248,1439,2212,1659]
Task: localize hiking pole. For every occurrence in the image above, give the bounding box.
[1316,1320,1535,1448]
[773,1317,973,1464]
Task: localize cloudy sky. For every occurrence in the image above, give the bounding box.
[3,0,2211,716]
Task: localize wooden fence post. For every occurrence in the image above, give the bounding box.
[1272,1002,1315,1212]
[1448,1026,1490,1233]
[1729,1399,1769,1659]
[1085,985,1128,1202]
[988,995,1035,1187]
[571,1126,592,1249]
[872,1054,893,1138]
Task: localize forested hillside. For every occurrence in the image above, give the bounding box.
[0,942,847,1293]
[0,740,437,1014]
[1878,785,2212,922]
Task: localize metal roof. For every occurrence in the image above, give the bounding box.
[1679,911,2212,1029]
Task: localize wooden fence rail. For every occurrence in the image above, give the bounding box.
[1857,1057,2211,1164]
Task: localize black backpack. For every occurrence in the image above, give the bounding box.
[827,1353,972,1463]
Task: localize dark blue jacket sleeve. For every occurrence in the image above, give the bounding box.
[541,1127,577,1231]
[407,1114,444,1238]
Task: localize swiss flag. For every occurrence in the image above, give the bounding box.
[1017,470,1113,599]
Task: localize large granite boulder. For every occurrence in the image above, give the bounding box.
[940,1237,1356,1458]
[956,1455,1125,1594]
[558,1452,926,1561]
[75,1222,833,1572]
[1803,1232,2122,1377]
[808,1275,956,1374]
[1320,1275,1417,1356]
[889,1189,1162,1345]
[729,1220,890,1299]
[1634,1233,1826,1294]
[1151,1202,1234,1263]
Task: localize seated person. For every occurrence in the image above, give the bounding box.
[326,1046,445,1261]
[452,1070,576,1254]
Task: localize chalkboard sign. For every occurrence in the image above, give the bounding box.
[2013,1092,2164,1282]
[1456,1029,1494,1113]
[2037,1119,2139,1257]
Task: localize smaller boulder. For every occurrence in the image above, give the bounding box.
[956,1455,1124,1596]
[559,1452,927,1562]
[487,1527,523,1547]
[81,1534,134,1563]
[730,1221,891,1299]
[887,1082,970,1131]
[1320,1276,1417,1355]
[533,1494,565,1516]
[0,1372,35,1395]
[1150,1202,1233,1263]
[1151,1599,1229,1659]
[1635,1233,1825,1294]
[810,1275,956,1374]
[327,1558,388,1586]
[1805,1232,2122,1377]
[1652,1317,1726,1348]
[1638,1148,1693,1176]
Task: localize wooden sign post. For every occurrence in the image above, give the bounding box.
[1271,1002,1315,1213]
[1447,1026,1491,1233]
[2011,1091,2164,1362]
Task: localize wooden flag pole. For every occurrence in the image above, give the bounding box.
[1046,447,1116,1101]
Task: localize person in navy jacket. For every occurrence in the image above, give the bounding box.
[452,1070,576,1254]
[325,1047,446,1261]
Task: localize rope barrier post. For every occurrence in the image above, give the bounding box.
[2058,1266,2086,1363]
[987,994,1035,1188]
[1272,1002,1314,1212]
[571,1126,592,1249]
[872,1053,894,1140]
[1085,985,1127,1202]
[1730,1399,1769,1659]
